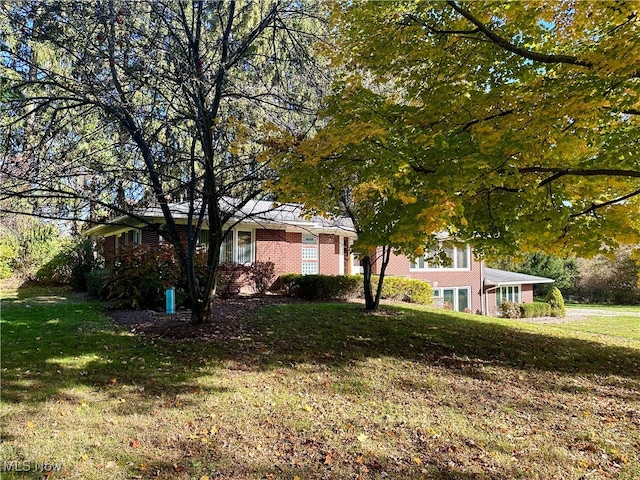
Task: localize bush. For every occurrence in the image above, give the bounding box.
[103,243,182,309]
[499,300,521,319]
[0,232,19,280]
[379,276,433,305]
[36,237,102,290]
[247,261,275,295]
[86,268,107,298]
[278,273,360,300]
[217,262,250,298]
[545,286,566,317]
[277,273,302,295]
[356,276,434,305]
[520,301,552,318]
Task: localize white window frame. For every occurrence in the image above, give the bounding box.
[301,233,318,275]
[496,285,520,305]
[410,244,471,271]
[219,229,254,265]
[441,286,472,312]
[131,229,142,245]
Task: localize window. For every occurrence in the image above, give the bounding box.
[441,287,471,312]
[237,231,252,264]
[301,233,318,274]
[302,262,318,275]
[219,230,253,264]
[496,285,520,305]
[302,247,318,260]
[410,244,470,270]
[302,233,318,244]
[132,229,142,245]
[197,229,210,252]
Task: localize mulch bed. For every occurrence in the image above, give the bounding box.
[107,294,303,341]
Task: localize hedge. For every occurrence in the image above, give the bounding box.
[520,301,552,318]
[277,274,361,300]
[377,276,433,305]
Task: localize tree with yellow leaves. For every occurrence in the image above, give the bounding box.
[272,1,639,310]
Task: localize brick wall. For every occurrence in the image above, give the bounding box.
[255,230,343,277]
[255,229,302,278]
[319,234,339,275]
[385,250,484,313]
[521,284,534,303]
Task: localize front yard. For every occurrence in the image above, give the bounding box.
[1,288,639,479]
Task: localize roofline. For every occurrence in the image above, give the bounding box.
[85,215,357,238]
[484,279,555,287]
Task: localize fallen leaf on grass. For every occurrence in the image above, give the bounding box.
[413,457,423,465]
[130,440,141,448]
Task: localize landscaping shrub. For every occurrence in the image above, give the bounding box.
[278,273,360,300]
[247,261,275,295]
[0,219,64,281]
[103,244,182,309]
[520,301,552,318]
[277,273,302,296]
[86,268,107,298]
[545,286,566,317]
[499,300,521,319]
[36,237,103,290]
[379,276,433,305]
[355,276,434,305]
[217,262,250,298]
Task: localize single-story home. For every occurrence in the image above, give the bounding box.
[86,198,553,315]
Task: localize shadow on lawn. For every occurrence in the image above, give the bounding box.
[2,296,639,408]
[247,303,640,380]
[0,294,230,406]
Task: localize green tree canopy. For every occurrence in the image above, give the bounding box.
[275,1,640,269]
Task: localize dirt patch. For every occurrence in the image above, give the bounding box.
[107,294,303,341]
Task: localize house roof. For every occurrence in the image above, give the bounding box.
[484,267,555,286]
[85,197,356,237]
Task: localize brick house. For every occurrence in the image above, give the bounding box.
[86,199,553,315]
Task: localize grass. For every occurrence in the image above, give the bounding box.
[1,288,640,479]
[565,303,640,313]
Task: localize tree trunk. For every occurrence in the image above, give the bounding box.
[190,294,214,325]
[362,255,376,310]
[373,246,392,310]
[362,246,393,311]
[187,244,220,325]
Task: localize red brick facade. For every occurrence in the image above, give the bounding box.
[99,224,543,316]
[254,229,343,277]
[379,251,484,314]
[255,229,301,278]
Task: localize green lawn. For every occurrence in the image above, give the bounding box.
[565,303,640,313]
[1,288,639,479]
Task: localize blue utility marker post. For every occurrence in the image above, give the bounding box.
[165,287,175,314]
